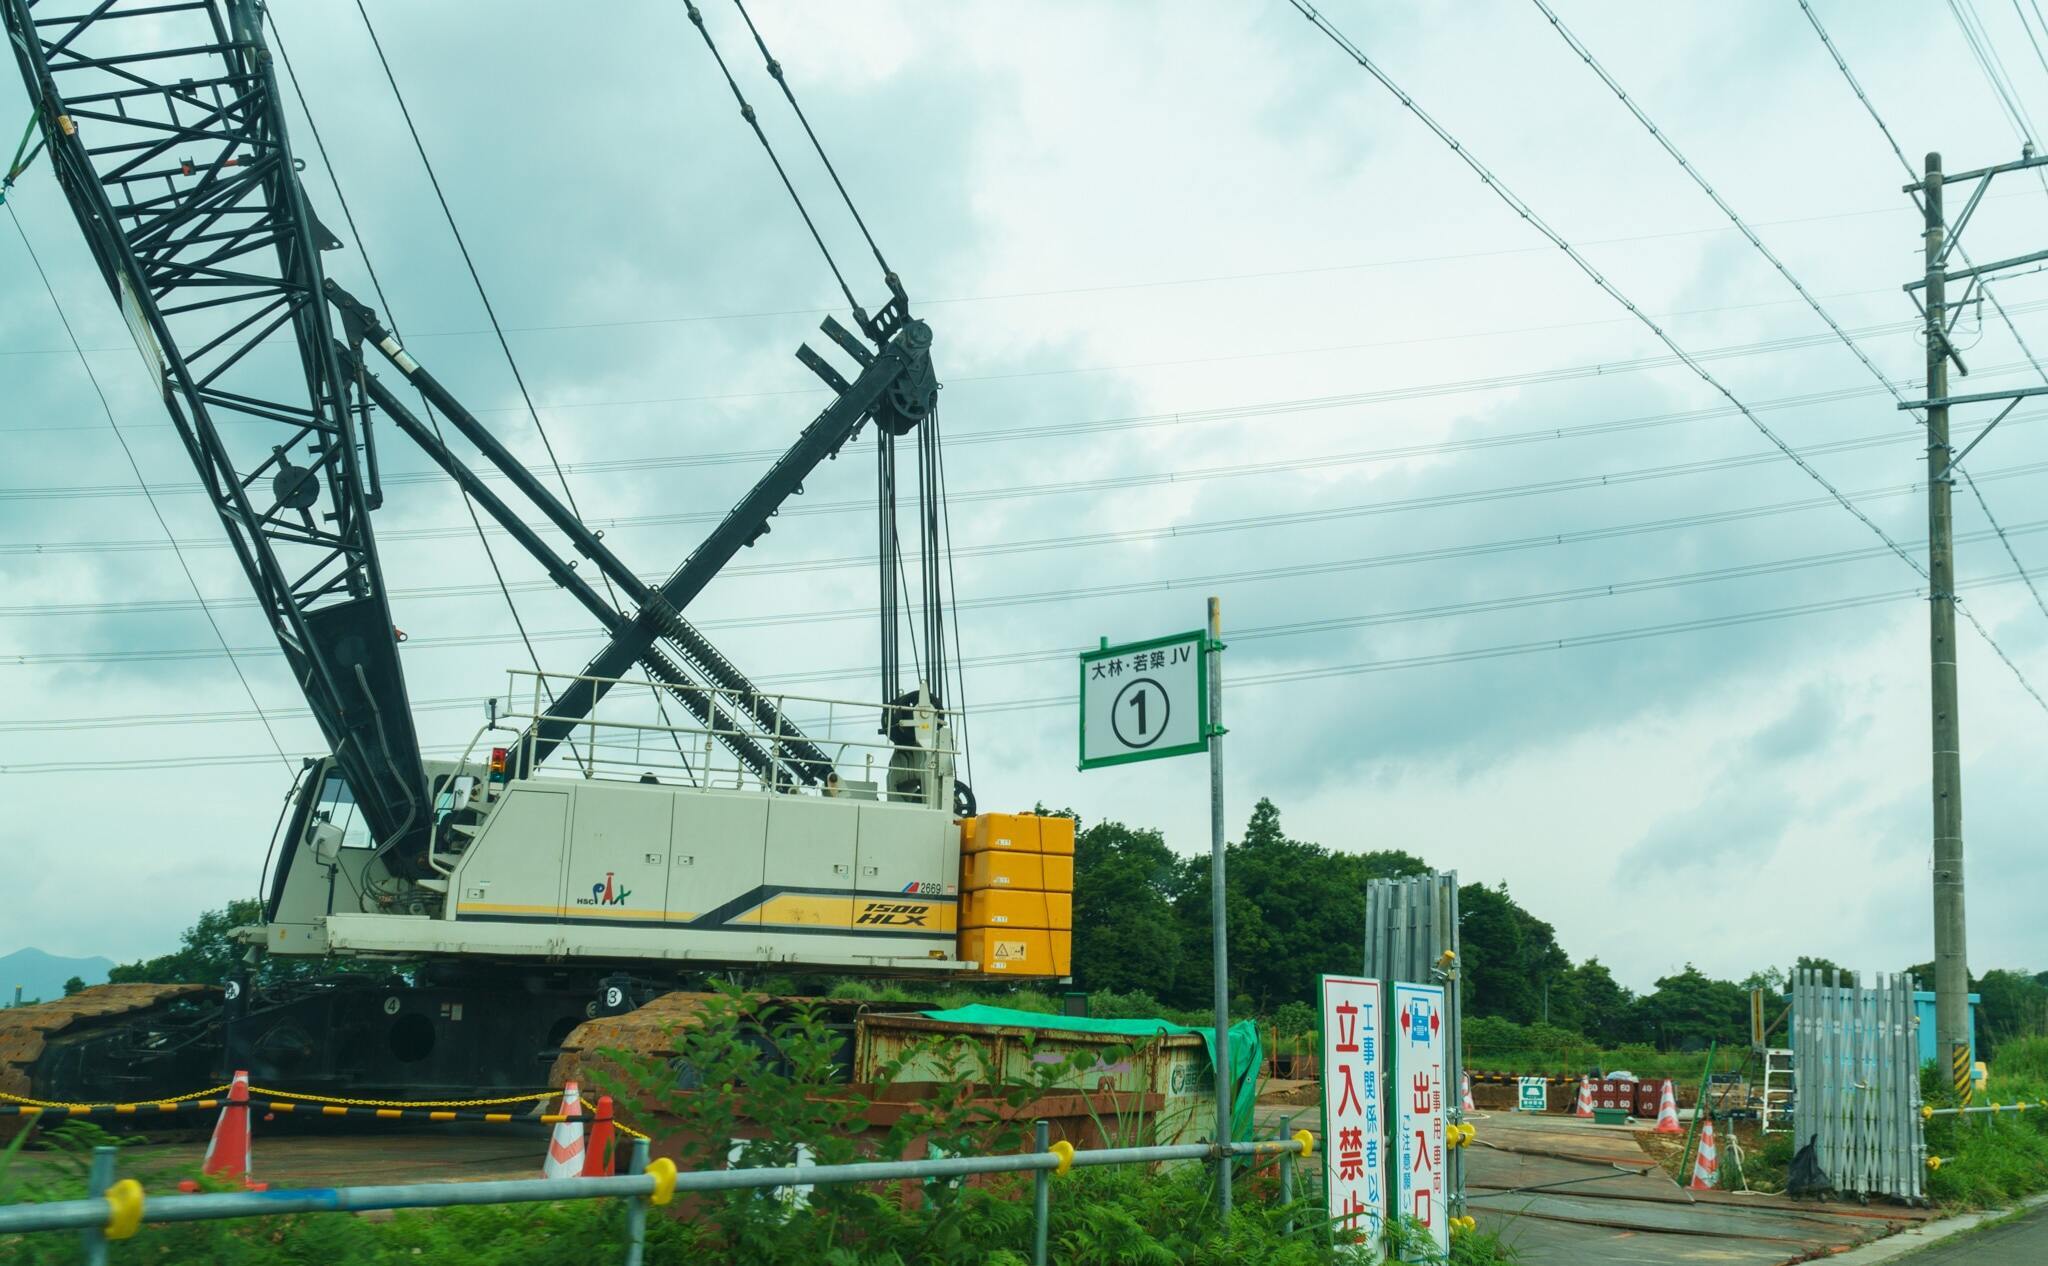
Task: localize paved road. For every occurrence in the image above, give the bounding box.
[1892,1201,2048,1264]
[1254,1103,1934,1266]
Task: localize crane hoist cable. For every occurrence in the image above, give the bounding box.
[934,401,974,792]
[347,2,702,770]
[267,19,552,721]
[681,0,865,322]
[728,0,893,283]
[268,10,607,778]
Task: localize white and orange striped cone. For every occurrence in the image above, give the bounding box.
[1654,1080,1682,1135]
[1574,1077,1596,1118]
[1461,1072,1476,1112]
[180,1069,266,1191]
[1688,1117,1719,1190]
[543,1081,587,1180]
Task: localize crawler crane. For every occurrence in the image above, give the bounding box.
[0,0,1072,1102]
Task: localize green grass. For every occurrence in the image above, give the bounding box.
[1921,1044,2048,1209]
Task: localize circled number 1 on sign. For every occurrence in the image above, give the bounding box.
[1111,677,1169,749]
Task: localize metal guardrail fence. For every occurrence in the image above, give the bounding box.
[1,1129,1315,1266]
[1924,1100,2048,1118]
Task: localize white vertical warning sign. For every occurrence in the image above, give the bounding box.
[1319,974,1383,1258]
[1393,980,1447,1258]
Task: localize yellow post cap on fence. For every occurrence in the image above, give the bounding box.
[1293,1128,1315,1160]
[1049,1139,1075,1176]
[646,1157,677,1206]
[103,1178,145,1240]
[1921,1104,1934,1120]
[1927,1156,1943,1171]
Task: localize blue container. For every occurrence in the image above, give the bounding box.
[1912,990,1980,1068]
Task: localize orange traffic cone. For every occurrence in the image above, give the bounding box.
[1688,1117,1719,1190]
[581,1094,616,1177]
[544,1082,587,1180]
[1574,1077,1595,1118]
[1461,1072,1476,1112]
[180,1069,266,1191]
[1654,1080,1682,1134]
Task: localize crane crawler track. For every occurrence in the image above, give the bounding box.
[0,982,221,1138]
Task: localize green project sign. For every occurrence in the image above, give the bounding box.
[1078,629,1209,770]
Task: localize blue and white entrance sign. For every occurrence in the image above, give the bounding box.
[1077,630,1208,769]
[1393,981,1448,1257]
[1517,1076,1547,1113]
[1319,974,1384,1257]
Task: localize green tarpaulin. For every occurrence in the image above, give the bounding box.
[918,1004,1262,1142]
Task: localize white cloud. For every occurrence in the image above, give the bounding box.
[1,1,2042,990]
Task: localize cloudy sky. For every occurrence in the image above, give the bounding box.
[2,1,2043,993]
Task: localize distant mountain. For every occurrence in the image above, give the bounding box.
[0,947,114,1007]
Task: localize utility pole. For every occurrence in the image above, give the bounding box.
[1900,145,2048,1078]
[1921,152,1971,1073]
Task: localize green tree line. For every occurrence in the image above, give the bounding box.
[1061,797,2048,1055]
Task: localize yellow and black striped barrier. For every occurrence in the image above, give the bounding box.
[1,1085,649,1139]
[2,1100,220,1119]
[3,1099,568,1125]
[1952,1043,1974,1107]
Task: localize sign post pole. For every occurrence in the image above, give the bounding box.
[1075,603,1226,1218]
[1207,595,1231,1217]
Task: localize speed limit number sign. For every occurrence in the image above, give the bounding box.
[1078,629,1210,769]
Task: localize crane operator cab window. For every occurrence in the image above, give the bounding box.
[431,774,480,856]
[310,773,376,852]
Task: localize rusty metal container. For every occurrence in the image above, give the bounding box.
[853,1011,1214,1149]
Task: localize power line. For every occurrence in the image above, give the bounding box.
[17,460,2048,733]
[1529,0,1917,413]
[14,505,2040,670]
[1797,0,2048,671]
[1,289,1983,440]
[2012,0,2048,90]
[3,207,296,774]
[1962,468,2048,622]
[1949,0,2038,143]
[10,570,2038,775]
[0,189,1989,363]
[12,318,2040,507]
[1537,0,2048,698]
[14,370,2045,565]
[14,442,2048,623]
[0,281,1929,435]
[1289,0,2048,713]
